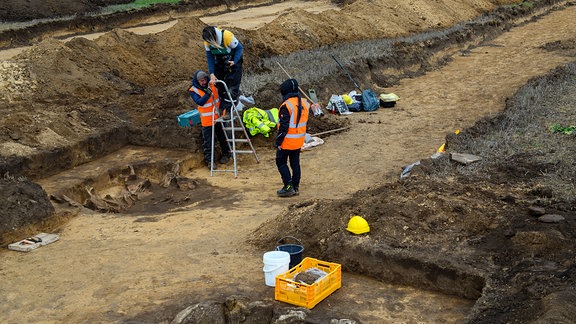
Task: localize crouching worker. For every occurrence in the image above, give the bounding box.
[275,78,310,197]
[189,70,231,170]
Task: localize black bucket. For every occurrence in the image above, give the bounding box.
[276,236,304,269]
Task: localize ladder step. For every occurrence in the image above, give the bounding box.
[216,116,236,123]
[209,86,259,176]
[223,127,243,131]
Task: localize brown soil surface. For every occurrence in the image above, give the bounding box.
[1,0,575,323]
[0,0,131,22]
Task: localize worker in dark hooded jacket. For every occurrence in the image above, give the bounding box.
[189,70,231,170]
[275,78,310,197]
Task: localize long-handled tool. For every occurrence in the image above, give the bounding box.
[276,61,324,116]
[276,62,315,103]
[331,55,379,111]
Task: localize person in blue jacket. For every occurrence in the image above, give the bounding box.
[202,26,244,120]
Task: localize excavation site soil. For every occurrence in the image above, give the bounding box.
[1,0,575,323]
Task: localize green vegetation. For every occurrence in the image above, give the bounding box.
[131,0,182,5]
[99,0,182,15]
[521,1,534,9]
[550,124,576,135]
[506,1,534,9]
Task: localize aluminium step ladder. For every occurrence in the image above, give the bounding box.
[210,80,259,177]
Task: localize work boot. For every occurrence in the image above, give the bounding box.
[219,154,230,164]
[221,111,231,121]
[206,161,217,170]
[293,187,299,196]
[277,183,296,197]
[218,109,231,121]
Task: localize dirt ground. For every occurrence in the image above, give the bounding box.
[1,0,575,323]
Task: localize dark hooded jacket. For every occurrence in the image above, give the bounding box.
[275,79,304,148]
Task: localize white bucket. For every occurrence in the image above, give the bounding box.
[263,251,290,287]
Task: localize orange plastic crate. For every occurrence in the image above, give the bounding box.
[274,257,341,309]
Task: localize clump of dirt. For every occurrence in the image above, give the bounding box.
[294,269,323,285]
[540,38,576,57]
[0,175,54,244]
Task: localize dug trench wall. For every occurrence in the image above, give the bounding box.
[326,235,487,300]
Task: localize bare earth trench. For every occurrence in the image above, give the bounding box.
[0,1,575,323]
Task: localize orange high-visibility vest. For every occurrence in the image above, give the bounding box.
[189,84,220,126]
[280,97,309,150]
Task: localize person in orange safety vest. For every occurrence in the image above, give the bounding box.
[189,70,231,170]
[274,78,310,197]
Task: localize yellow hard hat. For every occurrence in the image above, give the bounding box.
[341,94,353,105]
[346,216,370,234]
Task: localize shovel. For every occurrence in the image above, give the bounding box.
[331,55,379,111]
[277,61,324,116]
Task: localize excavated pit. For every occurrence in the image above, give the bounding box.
[37,150,485,323]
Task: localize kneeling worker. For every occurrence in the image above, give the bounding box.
[189,70,231,170]
[275,78,310,197]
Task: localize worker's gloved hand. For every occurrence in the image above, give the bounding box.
[204,87,212,96]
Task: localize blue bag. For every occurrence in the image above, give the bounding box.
[361,89,379,112]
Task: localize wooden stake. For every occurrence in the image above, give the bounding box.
[310,127,350,137]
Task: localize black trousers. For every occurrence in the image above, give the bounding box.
[202,123,230,163]
[275,148,301,190]
[214,57,243,114]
